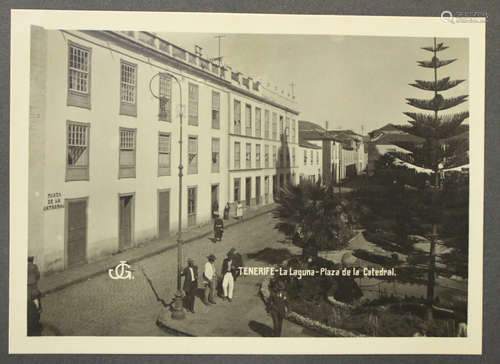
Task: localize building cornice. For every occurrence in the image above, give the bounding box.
[81,30,300,115]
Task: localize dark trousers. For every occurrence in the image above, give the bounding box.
[271,311,284,337]
[184,288,196,311]
[204,279,216,303]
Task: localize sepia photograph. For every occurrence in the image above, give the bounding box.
[10,10,485,354]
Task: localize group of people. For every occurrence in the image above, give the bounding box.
[181,248,244,313]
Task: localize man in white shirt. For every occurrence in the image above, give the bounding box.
[203,254,217,305]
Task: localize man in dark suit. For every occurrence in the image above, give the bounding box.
[266,279,288,337]
[181,258,198,313]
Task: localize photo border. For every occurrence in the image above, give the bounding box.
[9,9,485,355]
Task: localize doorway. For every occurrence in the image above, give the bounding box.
[158,190,170,239]
[245,177,251,206]
[211,184,219,217]
[255,177,261,205]
[65,198,88,268]
[119,194,134,250]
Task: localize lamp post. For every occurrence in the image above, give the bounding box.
[150,72,185,320]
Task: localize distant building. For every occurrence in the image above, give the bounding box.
[298,121,367,185]
[29,27,299,274]
[366,123,425,174]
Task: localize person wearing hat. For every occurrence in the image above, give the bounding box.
[213,212,224,242]
[181,258,198,313]
[27,256,42,336]
[221,249,236,302]
[203,254,217,305]
[266,279,288,337]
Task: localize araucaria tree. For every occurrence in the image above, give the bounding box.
[402,38,469,305]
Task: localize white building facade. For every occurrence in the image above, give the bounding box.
[29,28,299,274]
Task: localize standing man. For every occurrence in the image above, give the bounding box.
[181,258,198,313]
[231,248,244,282]
[221,250,235,302]
[27,256,42,336]
[266,279,288,337]
[213,212,224,242]
[203,254,217,305]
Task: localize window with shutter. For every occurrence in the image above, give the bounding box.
[67,42,91,108]
[188,136,198,174]
[188,83,199,126]
[234,142,241,169]
[158,133,171,176]
[66,121,90,181]
[212,91,220,129]
[119,128,136,178]
[211,137,220,173]
[234,100,241,134]
[159,74,172,122]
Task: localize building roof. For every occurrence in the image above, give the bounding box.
[298,120,359,142]
[369,123,403,137]
[375,144,413,155]
[299,140,322,150]
[371,132,425,145]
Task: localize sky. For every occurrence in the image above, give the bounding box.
[161,33,469,135]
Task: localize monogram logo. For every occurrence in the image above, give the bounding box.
[108,261,134,280]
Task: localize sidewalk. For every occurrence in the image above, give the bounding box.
[38,203,277,296]
[155,254,317,337]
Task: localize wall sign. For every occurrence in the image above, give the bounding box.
[43,192,64,211]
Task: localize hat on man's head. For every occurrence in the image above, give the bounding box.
[187,258,194,264]
[207,254,216,261]
[28,256,34,263]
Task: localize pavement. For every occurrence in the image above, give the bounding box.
[155,250,314,337]
[38,203,276,296]
[39,204,315,337]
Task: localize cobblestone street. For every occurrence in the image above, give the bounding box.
[40,211,307,336]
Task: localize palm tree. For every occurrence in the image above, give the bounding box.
[273,180,354,256]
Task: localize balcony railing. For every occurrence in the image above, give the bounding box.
[172,45,187,61]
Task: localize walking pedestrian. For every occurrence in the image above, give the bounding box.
[181,258,198,313]
[221,250,236,302]
[203,254,217,305]
[266,279,288,337]
[213,212,224,242]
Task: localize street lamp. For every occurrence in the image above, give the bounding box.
[149,72,185,320]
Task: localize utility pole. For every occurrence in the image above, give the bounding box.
[214,35,225,66]
[290,81,296,98]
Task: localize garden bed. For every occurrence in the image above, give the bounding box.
[261,256,462,337]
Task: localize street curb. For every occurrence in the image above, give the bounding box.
[156,318,195,337]
[40,205,277,297]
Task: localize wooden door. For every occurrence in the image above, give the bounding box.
[66,199,87,268]
[245,177,251,206]
[158,190,170,239]
[255,177,261,205]
[119,195,133,250]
